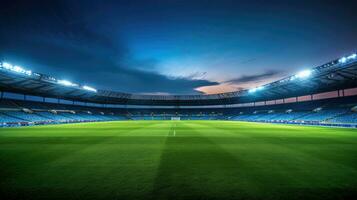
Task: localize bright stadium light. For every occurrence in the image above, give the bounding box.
[2,62,12,69]
[82,85,97,92]
[13,65,31,75]
[248,88,257,93]
[257,86,264,90]
[13,65,23,72]
[347,53,357,60]
[1,62,32,75]
[339,57,347,63]
[57,80,78,87]
[296,69,312,79]
[338,53,357,64]
[249,85,265,93]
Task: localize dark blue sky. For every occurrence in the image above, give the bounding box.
[1,0,357,94]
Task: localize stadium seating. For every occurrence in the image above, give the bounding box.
[4,111,49,122]
[0,112,24,124]
[298,109,348,122]
[329,112,357,124]
[1,96,357,127]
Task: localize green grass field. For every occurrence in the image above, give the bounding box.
[1,120,357,200]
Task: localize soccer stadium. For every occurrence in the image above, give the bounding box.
[1,54,357,127]
[1,1,357,200]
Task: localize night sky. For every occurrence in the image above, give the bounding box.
[1,0,357,95]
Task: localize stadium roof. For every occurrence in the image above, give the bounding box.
[1,53,357,106]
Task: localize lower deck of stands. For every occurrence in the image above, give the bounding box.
[1,95,357,127]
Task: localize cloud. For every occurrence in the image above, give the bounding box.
[0,0,219,94]
[186,71,208,80]
[196,70,285,94]
[224,70,283,85]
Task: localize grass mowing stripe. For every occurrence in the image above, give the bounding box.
[183,121,357,197]
[1,120,357,200]
[0,121,168,199]
[150,122,261,200]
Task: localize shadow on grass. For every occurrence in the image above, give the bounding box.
[149,123,357,200]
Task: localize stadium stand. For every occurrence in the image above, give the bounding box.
[1,53,357,127]
[0,95,356,127]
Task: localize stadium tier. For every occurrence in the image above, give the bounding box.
[1,95,357,127]
[1,53,357,127]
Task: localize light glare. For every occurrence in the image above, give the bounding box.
[339,57,347,63]
[1,62,32,75]
[257,86,264,90]
[82,85,97,92]
[348,53,357,59]
[248,88,257,93]
[296,70,312,78]
[58,80,77,87]
[2,62,12,68]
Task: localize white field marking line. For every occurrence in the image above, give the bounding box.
[172,122,176,136]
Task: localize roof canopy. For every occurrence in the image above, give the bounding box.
[1,54,357,106]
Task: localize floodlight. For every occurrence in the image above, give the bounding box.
[25,70,32,76]
[13,65,24,73]
[248,88,257,93]
[296,69,312,78]
[348,53,357,59]
[339,57,347,63]
[257,86,264,90]
[82,85,97,92]
[249,85,264,93]
[58,80,77,87]
[2,62,12,69]
[1,62,32,75]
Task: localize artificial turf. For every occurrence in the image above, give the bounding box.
[0,120,357,200]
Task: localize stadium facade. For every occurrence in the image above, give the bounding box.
[1,52,357,127]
